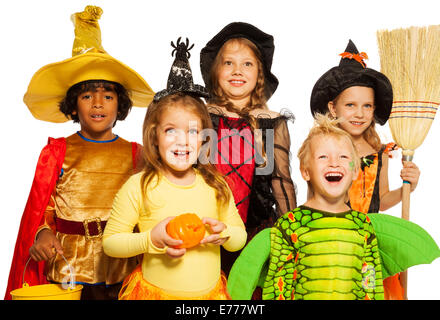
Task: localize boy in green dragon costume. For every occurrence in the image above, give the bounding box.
[227,115,440,300]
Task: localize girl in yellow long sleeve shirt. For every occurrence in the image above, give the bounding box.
[103,39,247,299]
[103,165,246,299]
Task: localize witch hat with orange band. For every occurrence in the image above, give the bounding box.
[310,40,393,125]
[24,5,155,123]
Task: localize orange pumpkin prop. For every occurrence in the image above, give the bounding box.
[166,213,205,249]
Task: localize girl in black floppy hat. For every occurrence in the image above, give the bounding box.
[310,39,421,299]
[200,22,297,276]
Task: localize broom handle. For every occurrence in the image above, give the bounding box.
[401,181,411,221]
[401,181,411,299]
[400,154,413,300]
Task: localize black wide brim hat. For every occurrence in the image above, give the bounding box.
[310,40,393,125]
[200,22,279,100]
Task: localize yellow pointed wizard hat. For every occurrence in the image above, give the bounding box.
[24,5,155,123]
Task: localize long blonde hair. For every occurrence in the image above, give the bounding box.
[207,37,268,165]
[363,122,382,152]
[208,38,267,114]
[141,93,231,207]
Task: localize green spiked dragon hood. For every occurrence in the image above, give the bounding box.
[227,206,440,300]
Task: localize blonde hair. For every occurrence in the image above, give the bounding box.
[298,113,360,172]
[141,93,231,207]
[208,37,267,113]
[363,122,382,152]
[207,37,268,165]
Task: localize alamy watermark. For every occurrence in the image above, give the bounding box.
[361,264,376,290]
[165,125,275,176]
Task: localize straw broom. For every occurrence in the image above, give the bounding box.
[377,25,440,299]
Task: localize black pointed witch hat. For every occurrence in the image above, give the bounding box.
[310,39,393,125]
[338,39,368,68]
[154,37,209,101]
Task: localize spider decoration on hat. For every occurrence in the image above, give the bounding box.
[171,37,194,59]
[153,37,209,101]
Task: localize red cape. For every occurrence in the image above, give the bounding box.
[4,137,141,300]
[5,137,66,299]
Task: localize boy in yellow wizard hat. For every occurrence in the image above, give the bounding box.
[5,5,154,300]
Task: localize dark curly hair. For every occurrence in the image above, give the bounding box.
[58,80,133,126]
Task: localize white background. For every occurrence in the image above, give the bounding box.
[1,0,439,300]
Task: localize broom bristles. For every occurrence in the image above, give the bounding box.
[377,26,440,156]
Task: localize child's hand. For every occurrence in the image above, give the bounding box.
[151,216,186,258]
[401,161,420,192]
[29,229,63,261]
[200,217,228,246]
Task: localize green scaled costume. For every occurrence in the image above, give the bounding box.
[227,206,440,300]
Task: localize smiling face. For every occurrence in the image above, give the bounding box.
[301,134,357,202]
[327,86,375,139]
[215,39,259,108]
[74,86,118,140]
[155,104,203,179]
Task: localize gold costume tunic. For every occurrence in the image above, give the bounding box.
[42,133,138,284]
